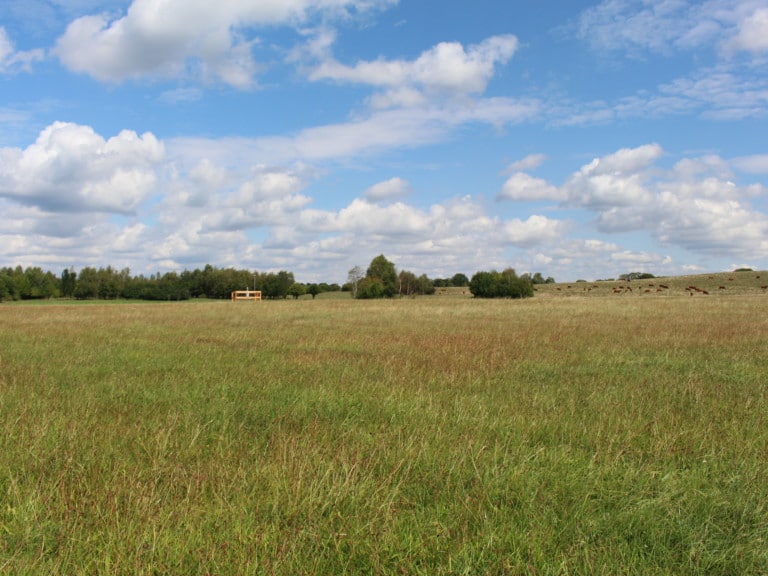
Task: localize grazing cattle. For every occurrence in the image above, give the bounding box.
[659,284,669,289]
[761,285,768,290]
[719,286,726,290]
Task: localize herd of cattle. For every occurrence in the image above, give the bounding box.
[537,274,768,297]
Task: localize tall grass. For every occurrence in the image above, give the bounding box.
[1,296,767,574]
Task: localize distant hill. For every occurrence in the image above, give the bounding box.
[532,270,768,298]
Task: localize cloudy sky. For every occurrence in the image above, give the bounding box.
[1,0,767,282]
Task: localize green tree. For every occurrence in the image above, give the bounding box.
[74,267,100,299]
[0,270,10,302]
[357,277,385,299]
[451,273,469,287]
[61,268,77,298]
[262,271,294,299]
[416,274,435,295]
[288,282,307,300]
[469,268,533,299]
[468,271,496,298]
[365,254,397,297]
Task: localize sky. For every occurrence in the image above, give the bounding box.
[1,0,767,283]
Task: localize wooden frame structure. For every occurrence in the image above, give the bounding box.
[231,290,262,301]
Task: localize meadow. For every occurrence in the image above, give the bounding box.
[1,282,767,574]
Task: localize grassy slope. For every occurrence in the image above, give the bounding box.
[532,269,768,298]
[1,290,767,574]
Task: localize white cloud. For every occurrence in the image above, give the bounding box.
[507,153,547,172]
[169,97,539,165]
[0,27,44,73]
[500,215,566,247]
[0,122,164,214]
[575,0,768,57]
[309,34,519,107]
[498,172,563,202]
[659,66,768,119]
[53,0,397,86]
[727,6,768,53]
[733,154,768,173]
[364,177,411,202]
[563,144,662,208]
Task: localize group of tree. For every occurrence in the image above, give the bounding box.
[0,265,341,302]
[468,268,535,299]
[618,272,656,281]
[1,258,553,303]
[345,255,435,299]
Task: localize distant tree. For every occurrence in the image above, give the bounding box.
[288,282,307,300]
[74,267,100,299]
[0,270,10,302]
[450,273,469,287]
[468,271,496,298]
[620,272,655,281]
[398,270,417,296]
[262,271,294,299]
[469,268,533,299]
[365,254,397,297]
[356,277,386,299]
[416,274,435,295]
[61,268,77,298]
[307,283,320,299]
[347,266,364,299]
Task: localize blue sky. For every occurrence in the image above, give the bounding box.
[1,0,767,282]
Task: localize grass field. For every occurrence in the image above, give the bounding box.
[1,283,767,574]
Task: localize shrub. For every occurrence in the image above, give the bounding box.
[469,268,534,299]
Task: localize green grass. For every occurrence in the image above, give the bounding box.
[1,296,767,574]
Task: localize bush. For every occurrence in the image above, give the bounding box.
[356,278,386,299]
[469,269,534,299]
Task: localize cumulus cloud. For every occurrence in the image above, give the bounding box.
[498,172,563,202]
[726,6,768,53]
[500,215,566,247]
[53,0,397,86]
[0,121,164,214]
[563,144,662,209]
[309,34,519,107]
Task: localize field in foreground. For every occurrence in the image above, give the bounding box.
[1,296,767,574]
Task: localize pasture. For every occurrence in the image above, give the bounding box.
[1,289,767,574]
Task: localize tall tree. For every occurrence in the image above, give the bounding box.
[366,254,397,297]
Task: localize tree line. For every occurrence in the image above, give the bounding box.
[1,258,554,302]
[0,265,341,302]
